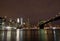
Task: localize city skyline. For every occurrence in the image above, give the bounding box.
[0,0,60,24]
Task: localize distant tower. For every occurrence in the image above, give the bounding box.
[16,18,20,29]
[16,17,24,29]
[20,17,23,25]
[25,18,30,28]
[17,18,20,23]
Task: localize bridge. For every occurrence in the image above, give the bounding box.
[39,15,60,29]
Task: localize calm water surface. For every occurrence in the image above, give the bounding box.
[0,29,60,41]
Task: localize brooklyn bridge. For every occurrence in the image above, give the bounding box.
[0,15,60,41]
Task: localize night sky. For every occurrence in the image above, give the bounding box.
[0,0,60,24]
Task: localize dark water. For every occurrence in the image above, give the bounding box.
[0,29,60,41]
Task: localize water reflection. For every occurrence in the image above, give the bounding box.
[7,30,11,41]
[16,29,20,41]
[0,29,60,41]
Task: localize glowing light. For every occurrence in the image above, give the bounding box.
[6,26,11,30]
[16,29,20,41]
[17,18,20,23]
[53,27,56,29]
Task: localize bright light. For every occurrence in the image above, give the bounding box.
[53,27,56,29]
[17,18,20,23]
[16,29,20,41]
[6,26,11,30]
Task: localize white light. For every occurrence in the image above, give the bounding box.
[16,29,20,41]
[53,27,56,29]
[7,30,11,41]
[6,26,11,30]
[17,18,20,23]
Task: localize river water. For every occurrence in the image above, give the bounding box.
[0,29,60,41]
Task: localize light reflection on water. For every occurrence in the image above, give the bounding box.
[16,29,19,41]
[7,30,11,41]
[0,29,60,41]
